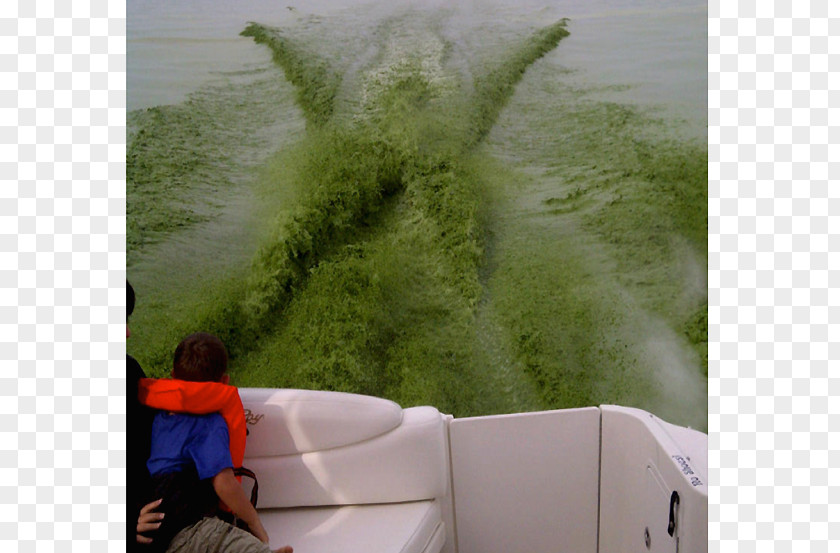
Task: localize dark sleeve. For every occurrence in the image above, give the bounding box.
[127,355,156,551]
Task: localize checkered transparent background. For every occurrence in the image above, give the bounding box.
[1,0,837,550]
[2,0,126,550]
[710,1,839,551]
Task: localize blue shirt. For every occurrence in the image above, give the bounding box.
[147,412,233,481]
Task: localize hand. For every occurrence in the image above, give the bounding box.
[136,498,164,544]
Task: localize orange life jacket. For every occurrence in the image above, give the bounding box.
[137,378,247,477]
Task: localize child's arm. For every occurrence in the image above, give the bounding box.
[212,468,270,543]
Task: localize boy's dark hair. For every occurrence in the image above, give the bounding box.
[127,281,135,319]
[173,332,228,382]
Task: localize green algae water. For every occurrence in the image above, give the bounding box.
[127,0,707,430]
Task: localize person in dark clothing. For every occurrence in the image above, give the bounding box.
[128,281,165,549]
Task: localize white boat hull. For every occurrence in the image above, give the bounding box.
[238,389,707,553]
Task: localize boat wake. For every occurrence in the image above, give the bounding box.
[128,9,706,426]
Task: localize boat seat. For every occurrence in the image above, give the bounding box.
[260,500,445,553]
[239,388,450,553]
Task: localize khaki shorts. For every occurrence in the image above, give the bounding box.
[166,517,272,553]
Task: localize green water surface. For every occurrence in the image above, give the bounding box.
[127,12,707,430]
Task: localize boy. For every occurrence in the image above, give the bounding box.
[143,332,291,553]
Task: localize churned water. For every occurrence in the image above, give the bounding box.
[127,0,708,429]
